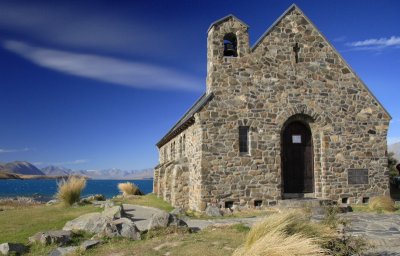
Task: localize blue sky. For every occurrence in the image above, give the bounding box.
[0,0,399,170]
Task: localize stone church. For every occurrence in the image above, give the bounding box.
[153,4,391,211]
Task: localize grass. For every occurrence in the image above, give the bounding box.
[56,176,87,206]
[117,182,143,196]
[0,204,101,244]
[113,193,174,212]
[369,196,397,212]
[84,224,248,256]
[351,197,400,214]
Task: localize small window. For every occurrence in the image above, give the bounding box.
[225,201,234,209]
[362,197,369,204]
[239,126,249,154]
[164,147,167,162]
[179,137,183,157]
[223,33,237,57]
[254,200,263,207]
[341,198,348,204]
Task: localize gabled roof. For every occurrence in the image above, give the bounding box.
[251,3,391,119]
[207,14,249,33]
[156,93,214,148]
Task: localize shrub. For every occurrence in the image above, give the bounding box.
[56,176,86,206]
[118,182,143,196]
[369,196,396,212]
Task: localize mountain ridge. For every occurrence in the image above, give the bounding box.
[389,142,400,162]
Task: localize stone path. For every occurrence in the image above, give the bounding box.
[123,204,400,255]
[122,204,264,231]
[342,212,400,255]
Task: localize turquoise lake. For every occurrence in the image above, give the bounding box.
[0,179,153,200]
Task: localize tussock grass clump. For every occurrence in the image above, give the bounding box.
[234,210,328,256]
[56,176,86,206]
[234,230,326,256]
[118,182,143,196]
[369,196,396,212]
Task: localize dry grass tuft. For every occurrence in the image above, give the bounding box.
[234,230,326,256]
[369,196,396,212]
[56,176,86,206]
[234,210,328,256]
[118,182,143,196]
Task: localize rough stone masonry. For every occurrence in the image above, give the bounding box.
[153,4,391,212]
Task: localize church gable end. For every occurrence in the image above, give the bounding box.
[154,4,391,211]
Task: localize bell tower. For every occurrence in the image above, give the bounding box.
[206,15,250,93]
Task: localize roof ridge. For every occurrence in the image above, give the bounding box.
[207,14,249,33]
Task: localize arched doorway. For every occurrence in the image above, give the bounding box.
[281,121,314,193]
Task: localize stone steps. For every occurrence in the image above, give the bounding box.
[277,198,333,208]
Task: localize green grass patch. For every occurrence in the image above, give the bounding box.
[113,193,174,212]
[0,204,101,244]
[84,224,248,256]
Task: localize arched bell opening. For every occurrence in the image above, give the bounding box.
[223,33,238,57]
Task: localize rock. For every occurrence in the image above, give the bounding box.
[91,200,115,208]
[205,206,222,217]
[63,212,109,234]
[48,246,78,256]
[46,199,59,206]
[102,206,125,219]
[80,240,101,251]
[113,218,141,240]
[170,207,185,215]
[63,206,140,240]
[148,211,188,230]
[29,230,72,246]
[0,243,27,255]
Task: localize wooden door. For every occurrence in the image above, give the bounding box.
[282,121,314,193]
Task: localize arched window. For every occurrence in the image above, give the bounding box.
[223,33,238,57]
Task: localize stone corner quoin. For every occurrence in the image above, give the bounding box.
[153,5,391,212]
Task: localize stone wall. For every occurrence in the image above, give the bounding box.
[155,5,390,211]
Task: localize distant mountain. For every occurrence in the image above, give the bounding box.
[0,161,45,175]
[41,165,72,176]
[389,142,400,162]
[41,166,153,180]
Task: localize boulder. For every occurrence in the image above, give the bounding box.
[91,200,115,208]
[205,205,222,217]
[0,243,27,255]
[112,218,141,240]
[48,246,78,256]
[29,230,72,246]
[170,207,185,215]
[148,211,188,230]
[80,240,101,251]
[63,206,140,240]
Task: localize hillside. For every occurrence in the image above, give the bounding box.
[389,142,400,162]
[41,166,153,180]
[0,161,45,175]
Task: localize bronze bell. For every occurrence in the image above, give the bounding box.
[224,42,236,57]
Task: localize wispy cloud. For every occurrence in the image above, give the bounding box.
[0,2,171,55]
[34,159,88,166]
[3,40,202,91]
[0,147,30,153]
[347,36,400,51]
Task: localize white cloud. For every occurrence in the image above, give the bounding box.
[347,36,400,50]
[3,40,202,91]
[0,2,170,55]
[0,147,30,153]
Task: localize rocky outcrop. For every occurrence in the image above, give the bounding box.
[205,206,222,217]
[63,205,141,240]
[29,230,72,246]
[148,211,188,230]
